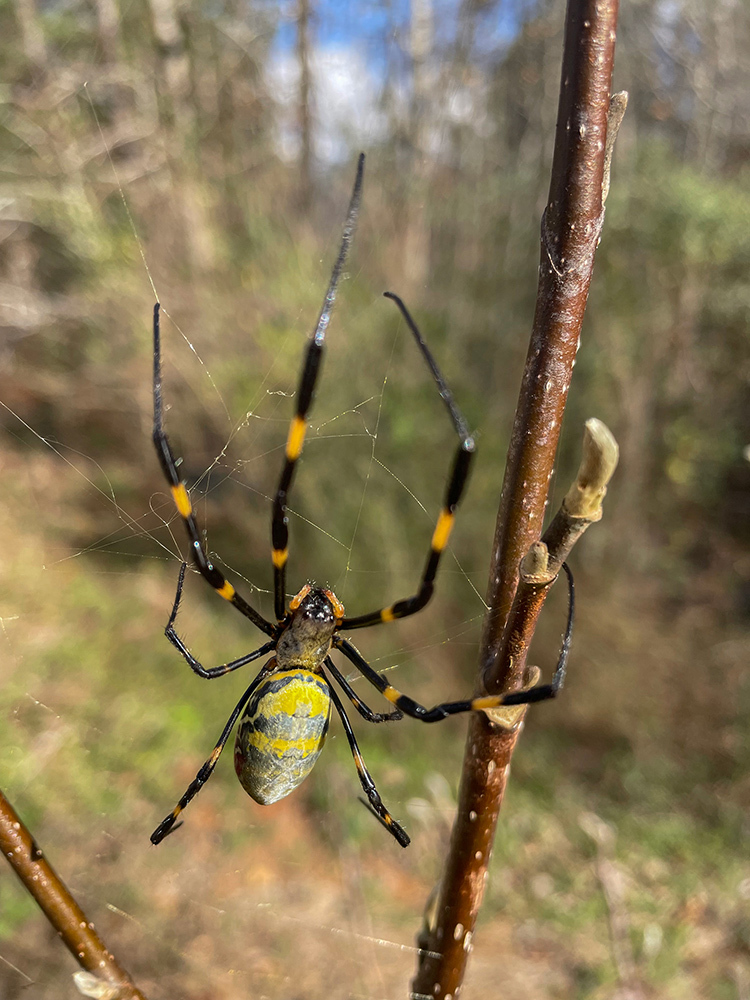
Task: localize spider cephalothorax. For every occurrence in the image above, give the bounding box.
[275,584,343,668]
[150,154,573,849]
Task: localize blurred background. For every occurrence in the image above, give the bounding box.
[0,0,748,997]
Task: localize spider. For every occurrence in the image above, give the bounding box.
[150,154,573,848]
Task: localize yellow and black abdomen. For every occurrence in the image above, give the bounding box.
[234,668,331,805]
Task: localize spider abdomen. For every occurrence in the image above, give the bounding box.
[234,668,331,805]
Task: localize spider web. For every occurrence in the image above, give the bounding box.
[0,84,497,1000]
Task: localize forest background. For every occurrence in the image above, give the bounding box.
[0,0,748,997]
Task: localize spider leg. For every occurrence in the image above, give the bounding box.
[496,563,575,705]
[152,302,276,638]
[335,564,574,720]
[325,670,410,848]
[151,660,275,845]
[164,562,276,679]
[324,656,402,723]
[271,154,364,620]
[342,293,475,630]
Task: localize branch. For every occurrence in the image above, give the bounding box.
[412,2,623,996]
[0,787,149,1000]
[486,419,619,716]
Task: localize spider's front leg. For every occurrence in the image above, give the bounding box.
[152,302,275,638]
[270,154,364,620]
[341,294,475,631]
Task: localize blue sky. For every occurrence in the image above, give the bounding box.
[269,0,528,75]
[264,0,532,163]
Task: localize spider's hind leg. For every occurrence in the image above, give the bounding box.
[325,672,410,847]
[151,664,273,845]
[325,657,402,723]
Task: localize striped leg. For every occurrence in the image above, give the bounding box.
[271,154,365,620]
[334,563,574,719]
[165,563,276,679]
[324,657,402,723]
[325,674,410,848]
[151,660,274,845]
[342,294,476,630]
[153,303,275,638]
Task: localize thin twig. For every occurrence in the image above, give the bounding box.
[0,787,148,1000]
[412,3,622,997]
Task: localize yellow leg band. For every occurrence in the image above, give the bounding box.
[382,685,400,704]
[171,483,193,518]
[272,548,288,569]
[380,606,396,623]
[217,581,235,601]
[471,696,502,711]
[431,509,454,552]
[286,415,307,461]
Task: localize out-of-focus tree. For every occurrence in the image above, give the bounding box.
[12,0,47,74]
[403,0,434,290]
[0,3,748,993]
[296,0,313,210]
[93,0,121,65]
[0,0,747,750]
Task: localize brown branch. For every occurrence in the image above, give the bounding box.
[412,3,622,997]
[486,419,619,712]
[0,787,149,1000]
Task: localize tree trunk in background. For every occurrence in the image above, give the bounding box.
[13,0,46,76]
[94,0,120,64]
[403,0,433,291]
[148,0,215,272]
[684,2,749,173]
[148,0,190,117]
[214,25,241,244]
[445,0,481,293]
[297,0,313,212]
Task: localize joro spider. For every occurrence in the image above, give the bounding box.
[150,154,573,848]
